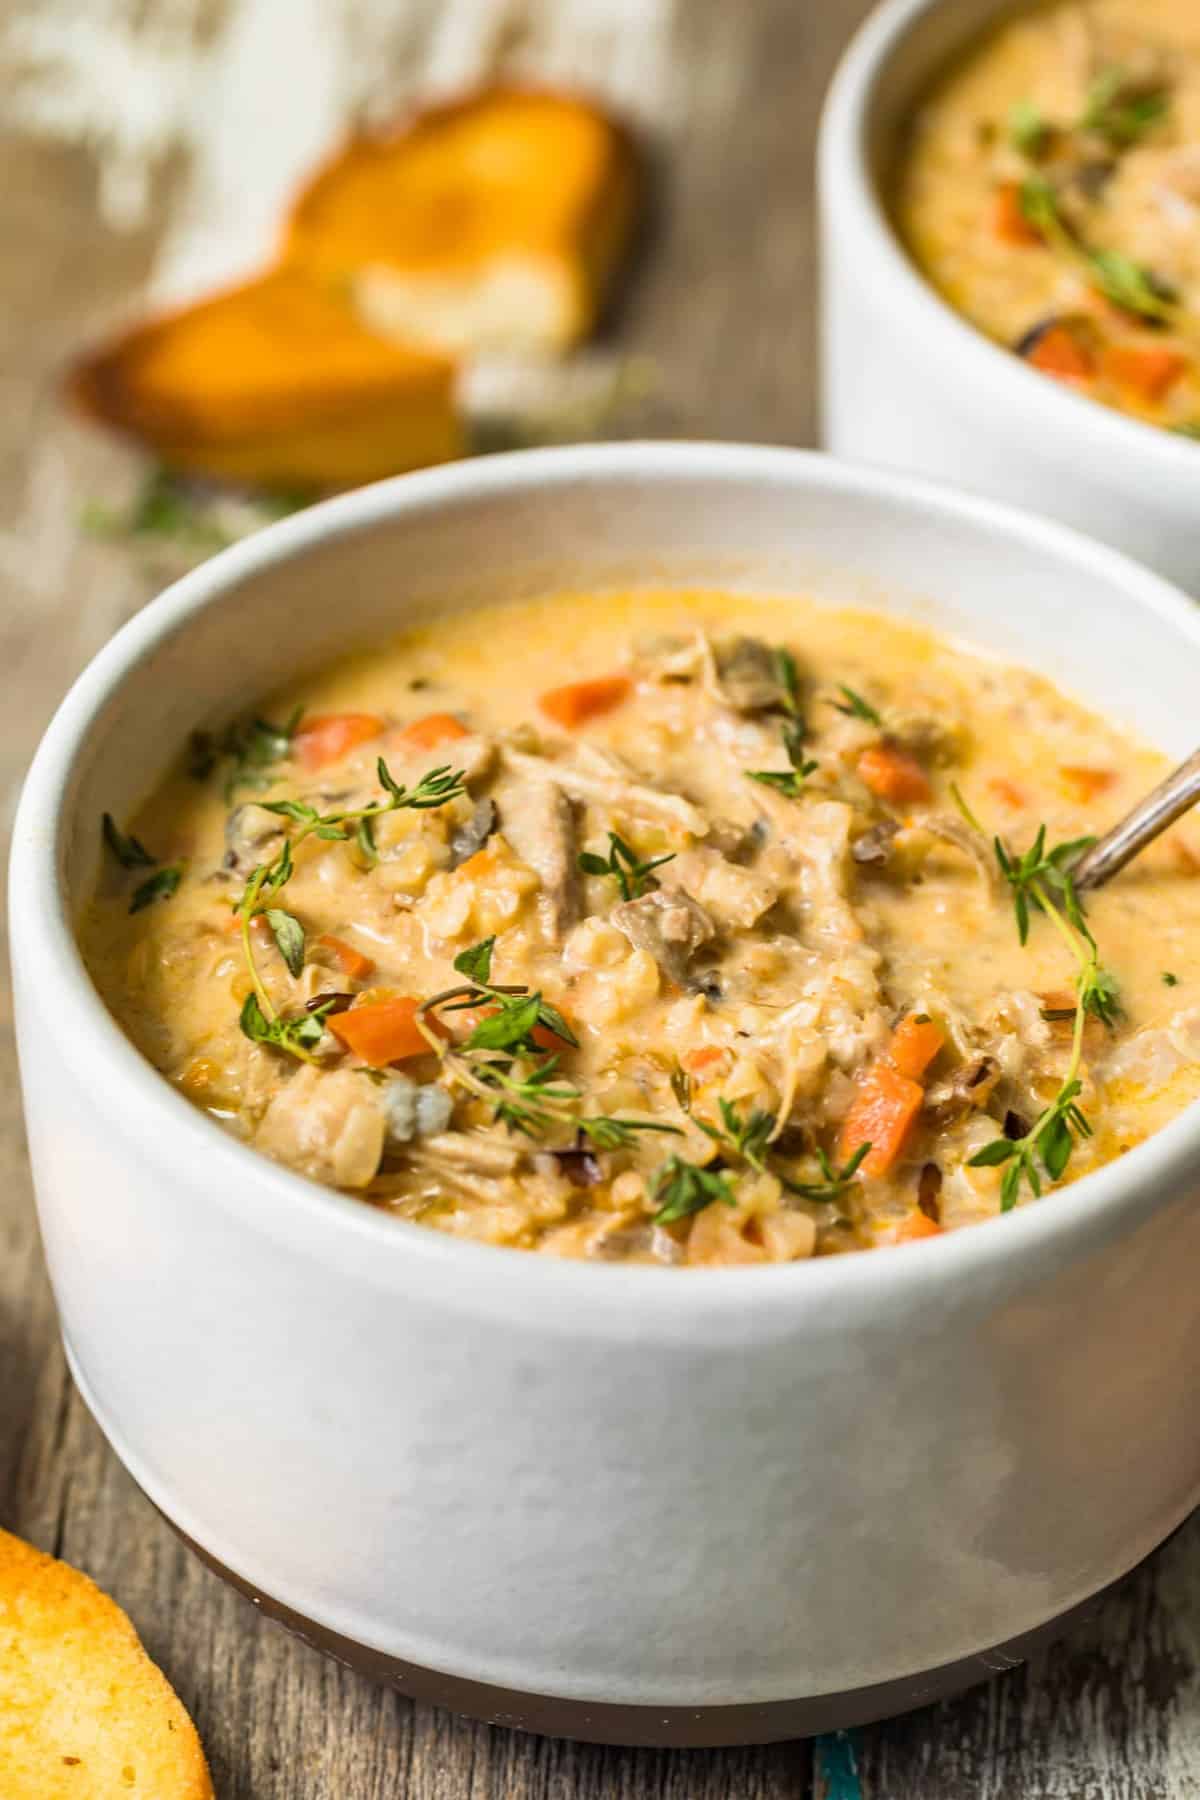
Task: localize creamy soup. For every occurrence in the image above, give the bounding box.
[897,0,1200,435]
[81,590,1200,1265]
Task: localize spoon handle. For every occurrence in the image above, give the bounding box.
[1073,747,1200,891]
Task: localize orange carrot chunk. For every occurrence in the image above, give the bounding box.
[1101,344,1188,404]
[293,712,385,771]
[685,1045,728,1075]
[1027,324,1096,383]
[317,933,375,982]
[838,1062,925,1179]
[986,775,1027,810]
[857,744,931,805]
[400,711,471,750]
[328,995,444,1065]
[887,1013,945,1083]
[1059,765,1116,805]
[895,1211,944,1243]
[539,675,631,729]
[992,181,1041,246]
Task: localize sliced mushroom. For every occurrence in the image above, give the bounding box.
[925,1053,1000,1126]
[448,796,497,869]
[851,818,900,868]
[714,636,794,714]
[493,778,578,935]
[612,887,716,986]
[223,802,286,874]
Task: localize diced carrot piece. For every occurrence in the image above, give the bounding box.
[895,1212,943,1243]
[1027,325,1096,383]
[316,933,375,982]
[1101,344,1188,404]
[538,675,631,729]
[1059,765,1116,805]
[992,181,1041,246]
[328,995,445,1065]
[532,1021,575,1053]
[293,712,385,771]
[857,744,931,805]
[887,1014,945,1083]
[839,1062,925,1178]
[399,711,471,750]
[986,776,1027,810]
[685,1045,727,1075]
[457,846,500,877]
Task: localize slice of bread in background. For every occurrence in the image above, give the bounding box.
[287,86,642,355]
[0,1526,214,1800]
[69,266,461,491]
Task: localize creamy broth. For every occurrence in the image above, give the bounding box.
[81,590,1200,1264]
[897,0,1200,434]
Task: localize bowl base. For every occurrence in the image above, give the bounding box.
[158,1511,1132,1747]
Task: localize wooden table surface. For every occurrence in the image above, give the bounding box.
[3,1,1200,1795]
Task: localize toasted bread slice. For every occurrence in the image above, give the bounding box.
[0,1526,214,1800]
[287,86,641,355]
[69,267,461,490]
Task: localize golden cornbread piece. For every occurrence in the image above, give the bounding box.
[69,267,461,491]
[0,1526,214,1800]
[287,85,642,354]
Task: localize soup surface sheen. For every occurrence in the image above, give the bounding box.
[81,589,1200,1265]
[897,0,1200,435]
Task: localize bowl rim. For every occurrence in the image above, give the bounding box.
[13,439,1200,1314]
[819,0,1200,482]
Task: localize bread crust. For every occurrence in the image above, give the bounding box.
[0,1526,214,1800]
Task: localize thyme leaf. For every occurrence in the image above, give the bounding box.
[1080,66,1168,147]
[264,907,305,978]
[102,812,156,870]
[240,992,333,1060]
[830,683,882,726]
[578,831,676,902]
[748,719,818,797]
[651,1155,738,1225]
[129,864,183,913]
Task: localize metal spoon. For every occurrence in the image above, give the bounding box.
[1073,747,1200,891]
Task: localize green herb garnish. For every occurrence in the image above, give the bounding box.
[189,706,302,802]
[129,864,183,913]
[1017,176,1177,324]
[239,993,334,1059]
[578,832,676,902]
[748,719,819,797]
[1080,66,1168,147]
[102,812,156,870]
[233,759,466,1049]
[1009,97,1048,158]
[778,1142,873,1202]
[651,1155,738,1225]
[1164,971,1180,986]
[963,798,1120,1209]
[830,684,883,727]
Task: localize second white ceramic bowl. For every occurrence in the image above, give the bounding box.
[819,0,1200,593]
[12,444,1200,1745]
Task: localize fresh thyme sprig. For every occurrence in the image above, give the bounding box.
[779,1142,873,1202]
[418,939,681,1148]
[1009,96,1049,158]
[1018,175,1178,323]
[678,1090,872,1207]
[240,993,335,1062]
[234,759,466,1049]
[748,719,818,797]
[102,811,185,912]
[189,707,302,802]
[1080,65,1169,147]
[956,788,1120,1209]
[829,684,883,727]
[578,832,676,902]
[651,1156,737,1225]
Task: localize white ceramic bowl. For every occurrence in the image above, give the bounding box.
[818,0,1200,593]
[12,444,1200,1748]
